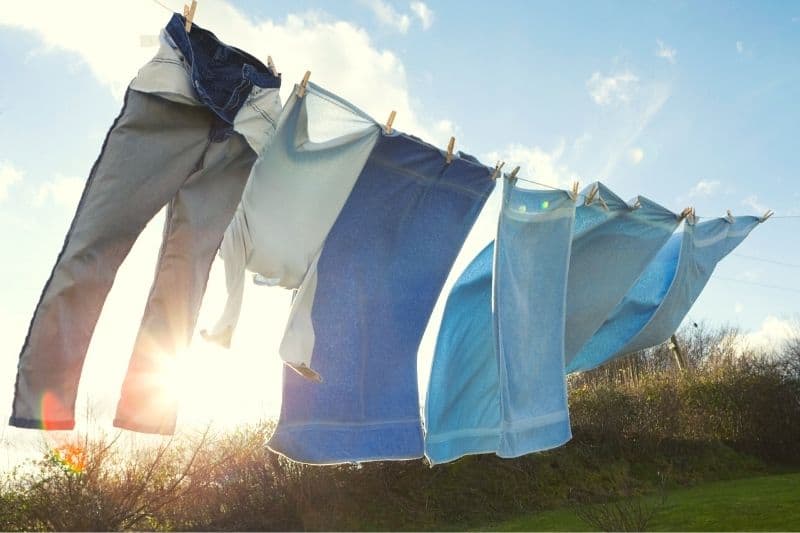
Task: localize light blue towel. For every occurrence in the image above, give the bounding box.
[568,215,762,372]
[564,184,680,366]
[269,131,495,464]
[425,180,576,464]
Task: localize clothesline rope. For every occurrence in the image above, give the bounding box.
[732,253,800,269]
[150,0,176,13]
[714,276,800,294]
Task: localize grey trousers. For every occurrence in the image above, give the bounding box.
[10,89,257,435]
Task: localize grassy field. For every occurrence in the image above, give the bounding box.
[487,472,800,531]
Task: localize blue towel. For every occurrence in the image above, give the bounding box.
[564,184,679,366]
[269,132,495,464]
[425,180,576,464]
[568,215,762,372]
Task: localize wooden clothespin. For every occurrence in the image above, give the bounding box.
[584,183,599,205]
[726,209,735,223]
[509,165,520,181]
[267,56,278,77]
[296,71,311,98]
[384,111,397,134]
[760,209,774,222]
[490,161,505,180]
[679,206,693,220]
[184,1,197,33]
[445,137,455,164]
[570,181,580,201]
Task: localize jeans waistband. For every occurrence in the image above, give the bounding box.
[166,13,281,126]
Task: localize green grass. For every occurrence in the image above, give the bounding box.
[486,472,800,531]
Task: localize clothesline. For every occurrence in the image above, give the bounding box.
[714,276,800,294]
[150,0,176,13]
[732,253,800,268]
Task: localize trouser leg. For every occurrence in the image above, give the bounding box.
[10,90,215,430]
[114,131,256,434]
[201,210,250,348]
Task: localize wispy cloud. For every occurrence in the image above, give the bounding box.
[0,160,23,202]
[688,179,721,197]
[486,139,574,189]
[628,147,644,165]
[742,194,768,213]
[586,70,639,106]
[363,0,411,33]
[655,39,677,64]
[33,174,84,209]
[410,1,434,30]
[599,81,671,178]
[0,0,454,141]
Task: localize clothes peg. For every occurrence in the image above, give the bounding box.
[445,137,455,164]
[384,111,397,134]
[760,209,774,222]
[490,162,505,180]
[570,181,580,201]
[184,1,197,32]
[296,71,311,98]
[267,56,278,77]
[726,209,735,223]
[584,183,599,205]
[679,207,693,220]
[508,165,520,181]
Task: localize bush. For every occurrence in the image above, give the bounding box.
[2,324,799,531]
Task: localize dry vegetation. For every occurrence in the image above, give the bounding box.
[2,322,799,531]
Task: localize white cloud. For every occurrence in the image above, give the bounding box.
[655,40,677,64]
[736,40,745,54]
[735,303,744,313]
[485,139,572,189]
[432,119,458,140]
[628,147,644,165]
[586,70,639,106]
[744,316,796,351]
[742,194,768,213]
[33,174,84,209]
[0,160,23,202]
[363,0,411,33]
[688,179,721,197]
[599,82,671,178]
[410,1,434,30]
[0,1,449,142]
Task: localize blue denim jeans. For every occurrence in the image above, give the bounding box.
[10,14,282,435]
[165,13,280,140]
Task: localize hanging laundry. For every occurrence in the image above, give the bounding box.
[9,13,282,435]
[425,179,576,465]
[568,215,764,373]
[563,184,680,366]
[202,82,380,347]
[268,130,496,464]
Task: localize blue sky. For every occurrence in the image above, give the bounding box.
[0,0,798,460]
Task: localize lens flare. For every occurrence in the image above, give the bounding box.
[51,442,87,474]
[40,391,70,430]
